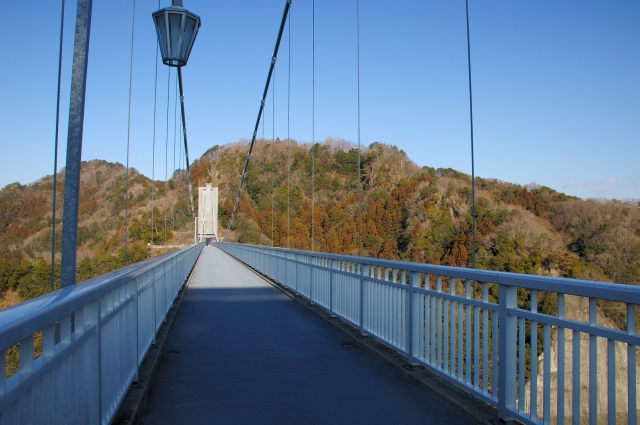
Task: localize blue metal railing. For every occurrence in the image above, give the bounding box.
[217,242,640,425]
[0,243,203,425]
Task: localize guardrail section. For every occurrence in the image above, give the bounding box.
[0,243,203,425]
[217,242,640,425]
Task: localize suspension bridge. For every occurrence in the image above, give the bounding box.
[1,1,639,425]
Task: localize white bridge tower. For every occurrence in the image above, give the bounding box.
[198,183,218,242]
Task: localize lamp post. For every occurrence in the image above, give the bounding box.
[152,0,201,244]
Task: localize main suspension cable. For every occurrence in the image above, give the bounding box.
[465,0,476,269]
[124,0,137,266]
[221,0,292,242]
[176,67,197,243]
[50,0,65,291]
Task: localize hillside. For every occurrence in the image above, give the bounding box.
[1,140,639,330]
[0,159,194,303]
[191,139,639,282]
[192,138,640,334]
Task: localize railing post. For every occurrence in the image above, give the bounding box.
[557,293,565,425]
[169,259,175,309]
[294,254,299,295]
[162,262,167,323]
[310,256,316,305]
[407,271,420,365]
[628,303,637,425]
[283,253,289,288]
[85,299,102,425]
[132,279,139,382]
[589,297,597,425]
[277,252,282,283]
[288,252,292,288]
[0,348,4,397]
[498,284,516,421]
[359,263,369,335]
[152,267,157,343]
[329,259,337,317]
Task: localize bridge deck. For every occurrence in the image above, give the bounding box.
[137,247,470,424]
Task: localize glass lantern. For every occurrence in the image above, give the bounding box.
[153,0,201,67]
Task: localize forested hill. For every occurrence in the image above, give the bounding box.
[0,159,194,305]
[1,139,639,317]
[192,139,639,287]
[199,139,639,332]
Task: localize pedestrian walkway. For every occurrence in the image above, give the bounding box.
[137,246,471,424]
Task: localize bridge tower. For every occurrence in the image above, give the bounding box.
[198,183,218,243]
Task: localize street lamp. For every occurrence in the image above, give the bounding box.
[152,0,201,67]
[152,0,201,244]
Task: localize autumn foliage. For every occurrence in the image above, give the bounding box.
[191,139,639,289]
[1,141,639,323]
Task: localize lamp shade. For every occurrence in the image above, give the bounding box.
[153,2,201,67]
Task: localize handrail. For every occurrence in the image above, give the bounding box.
[1,250,174,351]
[218,243,640,304]
[0,243,204,425]
[216,242,639,425]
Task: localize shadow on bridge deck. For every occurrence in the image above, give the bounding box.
[136,247,471,425]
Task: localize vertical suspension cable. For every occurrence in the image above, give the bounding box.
[173,72,178,233]
[164,68,171,249]
[272,67,275,246]
[50,0,65,291]
[177,91,183,234]
[124,0,137,266]
[356,0,362,257]
[465,0,476,269]
[151,0,160,250]
[311,0,315,252]
[248,138,254,245]
[287,7,291,249]
[261,103,265,244]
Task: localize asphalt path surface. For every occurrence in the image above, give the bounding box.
[137,246,471,425]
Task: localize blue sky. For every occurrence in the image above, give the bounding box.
[1,0,639,200]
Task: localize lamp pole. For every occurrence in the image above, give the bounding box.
[60,0,94,288]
